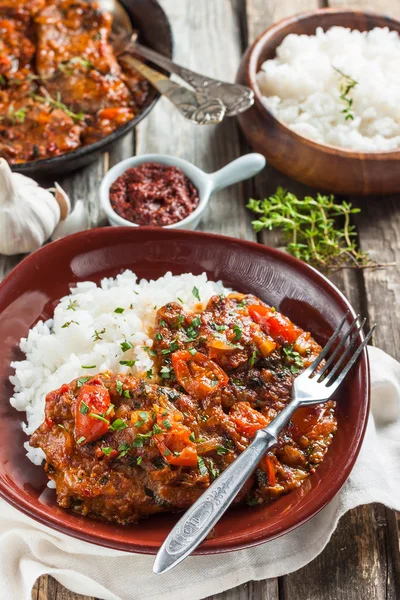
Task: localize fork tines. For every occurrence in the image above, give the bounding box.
[308,311,375,390]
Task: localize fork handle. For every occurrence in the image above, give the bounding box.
[153,429,275,573]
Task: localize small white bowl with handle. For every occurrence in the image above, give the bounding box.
[100,152,266,230]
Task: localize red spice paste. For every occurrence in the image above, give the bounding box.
[109,162,199,226]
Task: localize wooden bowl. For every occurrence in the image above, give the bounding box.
[0,227,369,554]
[236,8,400,196]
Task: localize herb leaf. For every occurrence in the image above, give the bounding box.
[192,287,201,302]
[247,187,377,272]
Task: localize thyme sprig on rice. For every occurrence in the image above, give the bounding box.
[247,187,390,272]
[333,66,358,121]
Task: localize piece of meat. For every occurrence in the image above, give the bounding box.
[35,0,132,113]
[30,297,337,524]
[0,96,83,163]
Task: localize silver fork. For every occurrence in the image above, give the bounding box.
[153,313,375,574]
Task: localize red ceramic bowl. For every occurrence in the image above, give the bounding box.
[0,227,369,554]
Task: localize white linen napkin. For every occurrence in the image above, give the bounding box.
[0,346,399,600]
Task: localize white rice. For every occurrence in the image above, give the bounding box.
[256,26,400,152]
[9,271,228,466]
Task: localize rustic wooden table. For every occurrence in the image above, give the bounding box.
[1,0,397,598]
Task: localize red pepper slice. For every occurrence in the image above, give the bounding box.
[248,304,300,344]
[260,455,276,486]
[75,383,111,445]
[171,350,229,399]
[230,402,269,437]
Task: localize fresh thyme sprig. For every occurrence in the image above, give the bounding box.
[247,187,384,272]
[30,92,85,123]
[58,56,94,75]
[333,66,358,121]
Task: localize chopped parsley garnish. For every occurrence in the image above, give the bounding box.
[77,436,86,444]
[116,380,123,395]
[191,316,201,328]
[132,432,152,447]
[139,411,149,421]
[160,366,171,379]
[188,347,197,356]
[143,346,157,357]
[208,459,220,479]
[79,401,90,415]
[110,418,127,431]
[192,287,201,301]
[217,445,229,455]
[134,419,145,428]
[120,340,133,352]
[197,456,208,476]
[67,299,78,311]
[249,349,258,367]
[155,332,163,341]
[283,344,304,374]
[119,360,136,367]
[62,320,79,328]
[114,307,124,314]
[77,376,90,388]
[185,325,199,342]
[233,324,242,340]
[153,424,163,434]
[102,447,113,457]
[117,442,130,458]
[146,368,153,379]
[81,365,96,369]
[89,413,109,424]
[163,419,172,430]
[92,328,106,341]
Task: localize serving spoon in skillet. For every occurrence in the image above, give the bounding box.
[92,0,225,124]
[95,0,253,119]
[153,313,375,574]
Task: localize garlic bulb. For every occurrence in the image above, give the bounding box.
[51,199,89,241]
[0,158,60,256]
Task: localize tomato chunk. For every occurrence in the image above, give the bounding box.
[75,383,111,445]
[230,402,269,437]
[248,304,300,344]
[290,405,326,437]
[153,423,198,467]
[171,350,229,399]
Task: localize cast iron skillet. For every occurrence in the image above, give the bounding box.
[11,0,173,178]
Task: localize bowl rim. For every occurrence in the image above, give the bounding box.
[0,226,370,554]
[247,7,400,160]
[9,0,173,174]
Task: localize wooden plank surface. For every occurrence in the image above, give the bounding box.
[19,0,399,597]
